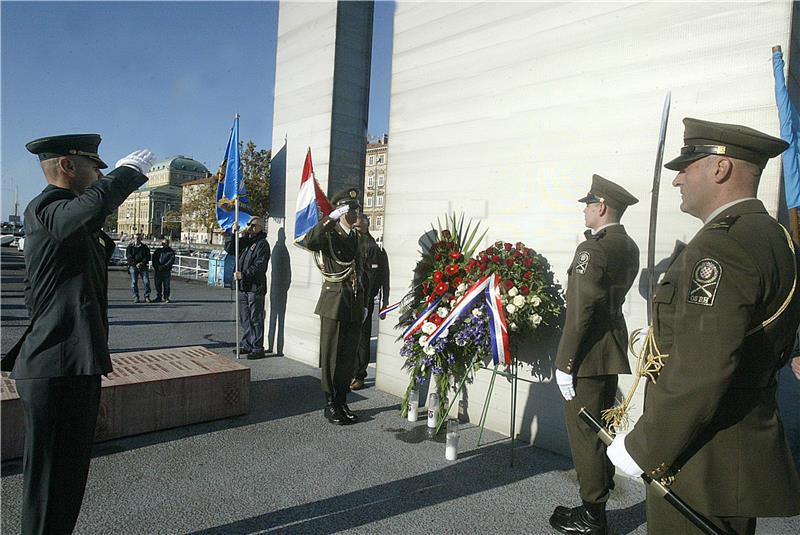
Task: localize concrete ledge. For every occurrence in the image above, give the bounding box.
[1,346,249,461]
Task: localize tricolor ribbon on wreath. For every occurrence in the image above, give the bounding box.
[402,296,444,340]
[378,301,402,319]
[425,273,512,366]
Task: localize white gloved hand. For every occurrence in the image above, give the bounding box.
[115,149,156,174]
[607,433,644,477]
[555,369,575,401]
[329,205,349,221]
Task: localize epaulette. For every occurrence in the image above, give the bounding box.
[706,215,740,231]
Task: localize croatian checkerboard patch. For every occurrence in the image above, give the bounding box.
[688,258,722,306]
[575,251,590,275]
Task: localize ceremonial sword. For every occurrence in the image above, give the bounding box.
[646,92,671,324]
[579,408,729,535]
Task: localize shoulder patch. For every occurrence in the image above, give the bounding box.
[574,250,591,275]
[687,258,722,306]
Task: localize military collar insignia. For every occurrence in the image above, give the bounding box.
[584,229,606,241]
[706,215,740,232]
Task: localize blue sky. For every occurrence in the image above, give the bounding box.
[1,1,394,220]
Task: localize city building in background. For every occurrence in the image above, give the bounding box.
[180,176,224,245]
[363,134,388,237]
[116,156,209,238]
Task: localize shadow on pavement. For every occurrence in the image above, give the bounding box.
[190,442,574,535]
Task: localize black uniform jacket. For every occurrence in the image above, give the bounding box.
[359,233,390,303]
[627,199,800,517]
[555,224,639,377]
[126,242,150,268]
[224,231,270,295]
[305,216,364,322]
[1,166,148,378]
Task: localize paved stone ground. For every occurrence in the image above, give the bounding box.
[1,249,798,534]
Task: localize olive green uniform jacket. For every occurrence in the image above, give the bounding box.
[627,199,800,517]
[555,224,639,376]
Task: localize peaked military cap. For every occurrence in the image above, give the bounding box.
[664,118,789,171]
[25,133,108,169]
[330,187,360,209]
[578,174,639,210]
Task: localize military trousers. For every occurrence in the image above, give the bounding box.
[238,292,265,353]
[353,299,376,381]
[16,374,102,535]
[319,316,360,403]
[564,374,618,504]
[646,486,755,535]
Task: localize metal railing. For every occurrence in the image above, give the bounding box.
[172,255,209,280]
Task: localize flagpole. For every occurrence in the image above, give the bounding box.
[234,113,241,360]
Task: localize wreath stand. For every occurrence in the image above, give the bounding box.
[436,358,537,467]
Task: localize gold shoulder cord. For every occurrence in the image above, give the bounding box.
[314,233,355,283]
[603,224,797,431]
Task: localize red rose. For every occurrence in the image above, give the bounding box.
[479,253,488,263]
[441,229,451,239]
[523,258,533,267]
[504,242,512,251]
[449,251,462,260]
[427,293,435,304]
[433,271,444,282]
[434,254,442,261]
[520,285,530,295]
[431,313,444,325]
[465,264,474,273]
[445,264,460,276]
[435,282,448,295]
[492,255,500,263]
[505,258,515,267]
[513,251,522,258]
[480,264,488,272]
[525,247,533,257]
[504,279,514,291]
[523,271,532,280]
[453,276,463,286]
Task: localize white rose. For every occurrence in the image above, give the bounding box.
[531,313,542,326]
[510,322,518,332]
[423,344,436,355]
[513,295,526,307]
[422,321,436,334]
[471,308,483,317]
[529,295,541,307]
[508,287,519,297]
[440,328,449,338]
[506,303,517,314]
[419,335,429,346]
[457,283,467,293]
[437,307,449,318]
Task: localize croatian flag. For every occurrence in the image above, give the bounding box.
[294,148,332,248]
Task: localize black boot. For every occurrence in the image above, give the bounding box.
[323,396,350,425]
[548,501,607,535]
[340,403,358,423]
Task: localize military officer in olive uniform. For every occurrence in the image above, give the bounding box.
[1,135,154,535]
[305,188,366,425]
[551,175,640,535]
[607,119,800,535]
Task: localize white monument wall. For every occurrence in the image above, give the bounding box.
[376,1,793,455]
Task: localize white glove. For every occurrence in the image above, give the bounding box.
[329,205,349,221]
[607,433,644,477]
[555,369,575,401]
[116,149,156,174]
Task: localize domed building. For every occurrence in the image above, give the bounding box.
[116,156,210,238]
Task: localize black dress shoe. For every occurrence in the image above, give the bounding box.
[548,502,607,535]
[324,404,351,425]
[247,350,266,360]
[232,348,251,355]
[340,404,358,423]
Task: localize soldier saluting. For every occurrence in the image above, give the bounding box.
[606,118,800,535]
[2,134,154,534]
[550,175,640,535]
[305,187,366,425]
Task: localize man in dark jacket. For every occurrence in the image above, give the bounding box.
[151,237,175,303]
[550,174,640,535]
[225,216,270,359]
[305,187,366,425]
[126,232,151,303]
[351,215,389,390]
[1,134,153,535]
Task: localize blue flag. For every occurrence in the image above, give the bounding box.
[773,48,800,210]
[216,116,252,231]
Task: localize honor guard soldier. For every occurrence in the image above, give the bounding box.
[1,134,155,535]
[551,174,640,535]
[606,119,800,535]
[305,187,366,425]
